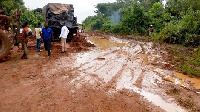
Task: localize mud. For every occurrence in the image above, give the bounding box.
[0,32,200,112]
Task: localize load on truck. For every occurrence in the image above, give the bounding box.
[42,3,78,42]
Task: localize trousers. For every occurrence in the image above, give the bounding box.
[61,37,67,52]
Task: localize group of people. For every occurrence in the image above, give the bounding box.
[21,22,69,59]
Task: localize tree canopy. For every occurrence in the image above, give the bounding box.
[0,0,44,28]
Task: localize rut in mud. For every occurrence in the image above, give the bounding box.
[0,32,200,112]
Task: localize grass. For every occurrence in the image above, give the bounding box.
[165,45,200,78]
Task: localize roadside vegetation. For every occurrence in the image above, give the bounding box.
[83,0,200,77]
[0,0,44,28]
[1,0,200,77]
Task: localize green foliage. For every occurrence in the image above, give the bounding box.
[166,45,200,77]
[84,0,200,46]
[140,0,160,11]
[0,0,44,28]
[180,64,200,77]
[1,0,25,15]
[120,1,148,34]
[20,9,44,28]
[148,2,165,32]
[155,8,200,46]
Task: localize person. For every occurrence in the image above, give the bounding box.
[59,22,69,53]
[42,23,53,58]
[149,25,154,37]
[81,25,85,33]
[21,22,29,59]
[35,23,42,52]
[0,15,10,31]
[0,8,5,14]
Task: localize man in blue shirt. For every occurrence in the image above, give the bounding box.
[42,23,53,58]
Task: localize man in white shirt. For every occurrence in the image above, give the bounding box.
[35,23,42,52]
[59,22,69,53]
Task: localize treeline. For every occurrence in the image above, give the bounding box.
[83,0,200,46]
[0,0,44,28]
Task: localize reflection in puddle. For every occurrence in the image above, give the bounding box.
[155,69,200,90]
[163,73,190,88]
[140,90,185,112]
[88,37,125,50]
[117,81,185,112]
[174,72,200,90]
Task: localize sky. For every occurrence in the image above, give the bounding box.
[23,0,116,23]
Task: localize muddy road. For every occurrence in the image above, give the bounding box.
[0,32,200,112]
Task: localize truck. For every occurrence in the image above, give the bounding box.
[42,3,78,42]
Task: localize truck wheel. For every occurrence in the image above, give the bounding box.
[0,29,11,62]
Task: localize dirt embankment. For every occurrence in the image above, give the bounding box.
[0,32,200,112]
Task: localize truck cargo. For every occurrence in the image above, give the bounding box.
[42,3,78,41]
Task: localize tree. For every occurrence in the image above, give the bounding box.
[0,0,25,15]
[120,1,148,34]
[20,9,44,28]
[148,2,165,32]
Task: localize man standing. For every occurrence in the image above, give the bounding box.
[59,22,69,53]
[42,23,53,58]
[35,22,42,52]
[148,25,154,37]
[21,22,29,59]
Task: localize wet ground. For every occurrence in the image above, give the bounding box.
[0,32,200,112]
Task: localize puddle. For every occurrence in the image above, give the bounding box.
[154,70,190,89]
[140,90,185,112]
[88,37,125,50]
[74,36,190,111]
[116,77,185,112]
[163,73,190,88]
[131,53,148,65]
[154,69,200,90]
[174,72,200,90]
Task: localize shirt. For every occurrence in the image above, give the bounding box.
[35,28,42,39]
[59,26,69,38]
[42,28,53,40]
[21,27,29,39]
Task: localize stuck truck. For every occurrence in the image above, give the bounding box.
[42,3,78,41]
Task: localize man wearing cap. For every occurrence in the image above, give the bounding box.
[59,22,69,53]
[149,25,154,37]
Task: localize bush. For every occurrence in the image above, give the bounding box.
[155,9,200,46]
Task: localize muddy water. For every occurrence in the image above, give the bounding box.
[88,37,125,50]
[72,36,188,112]
[174,72,200,90]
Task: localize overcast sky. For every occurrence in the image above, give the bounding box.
[23,0,116,23]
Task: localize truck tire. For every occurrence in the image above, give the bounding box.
[0,29,11,62]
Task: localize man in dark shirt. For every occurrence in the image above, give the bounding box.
[42,23,53,58]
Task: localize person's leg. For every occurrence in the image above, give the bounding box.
[63,38,66,52]
[43,39,48,51]
[21,40,25,58]
[36,39,39,51]
[21,39,28,59]
[47,39,51,57]
[61,37,64,52]
[38,38,42,51]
